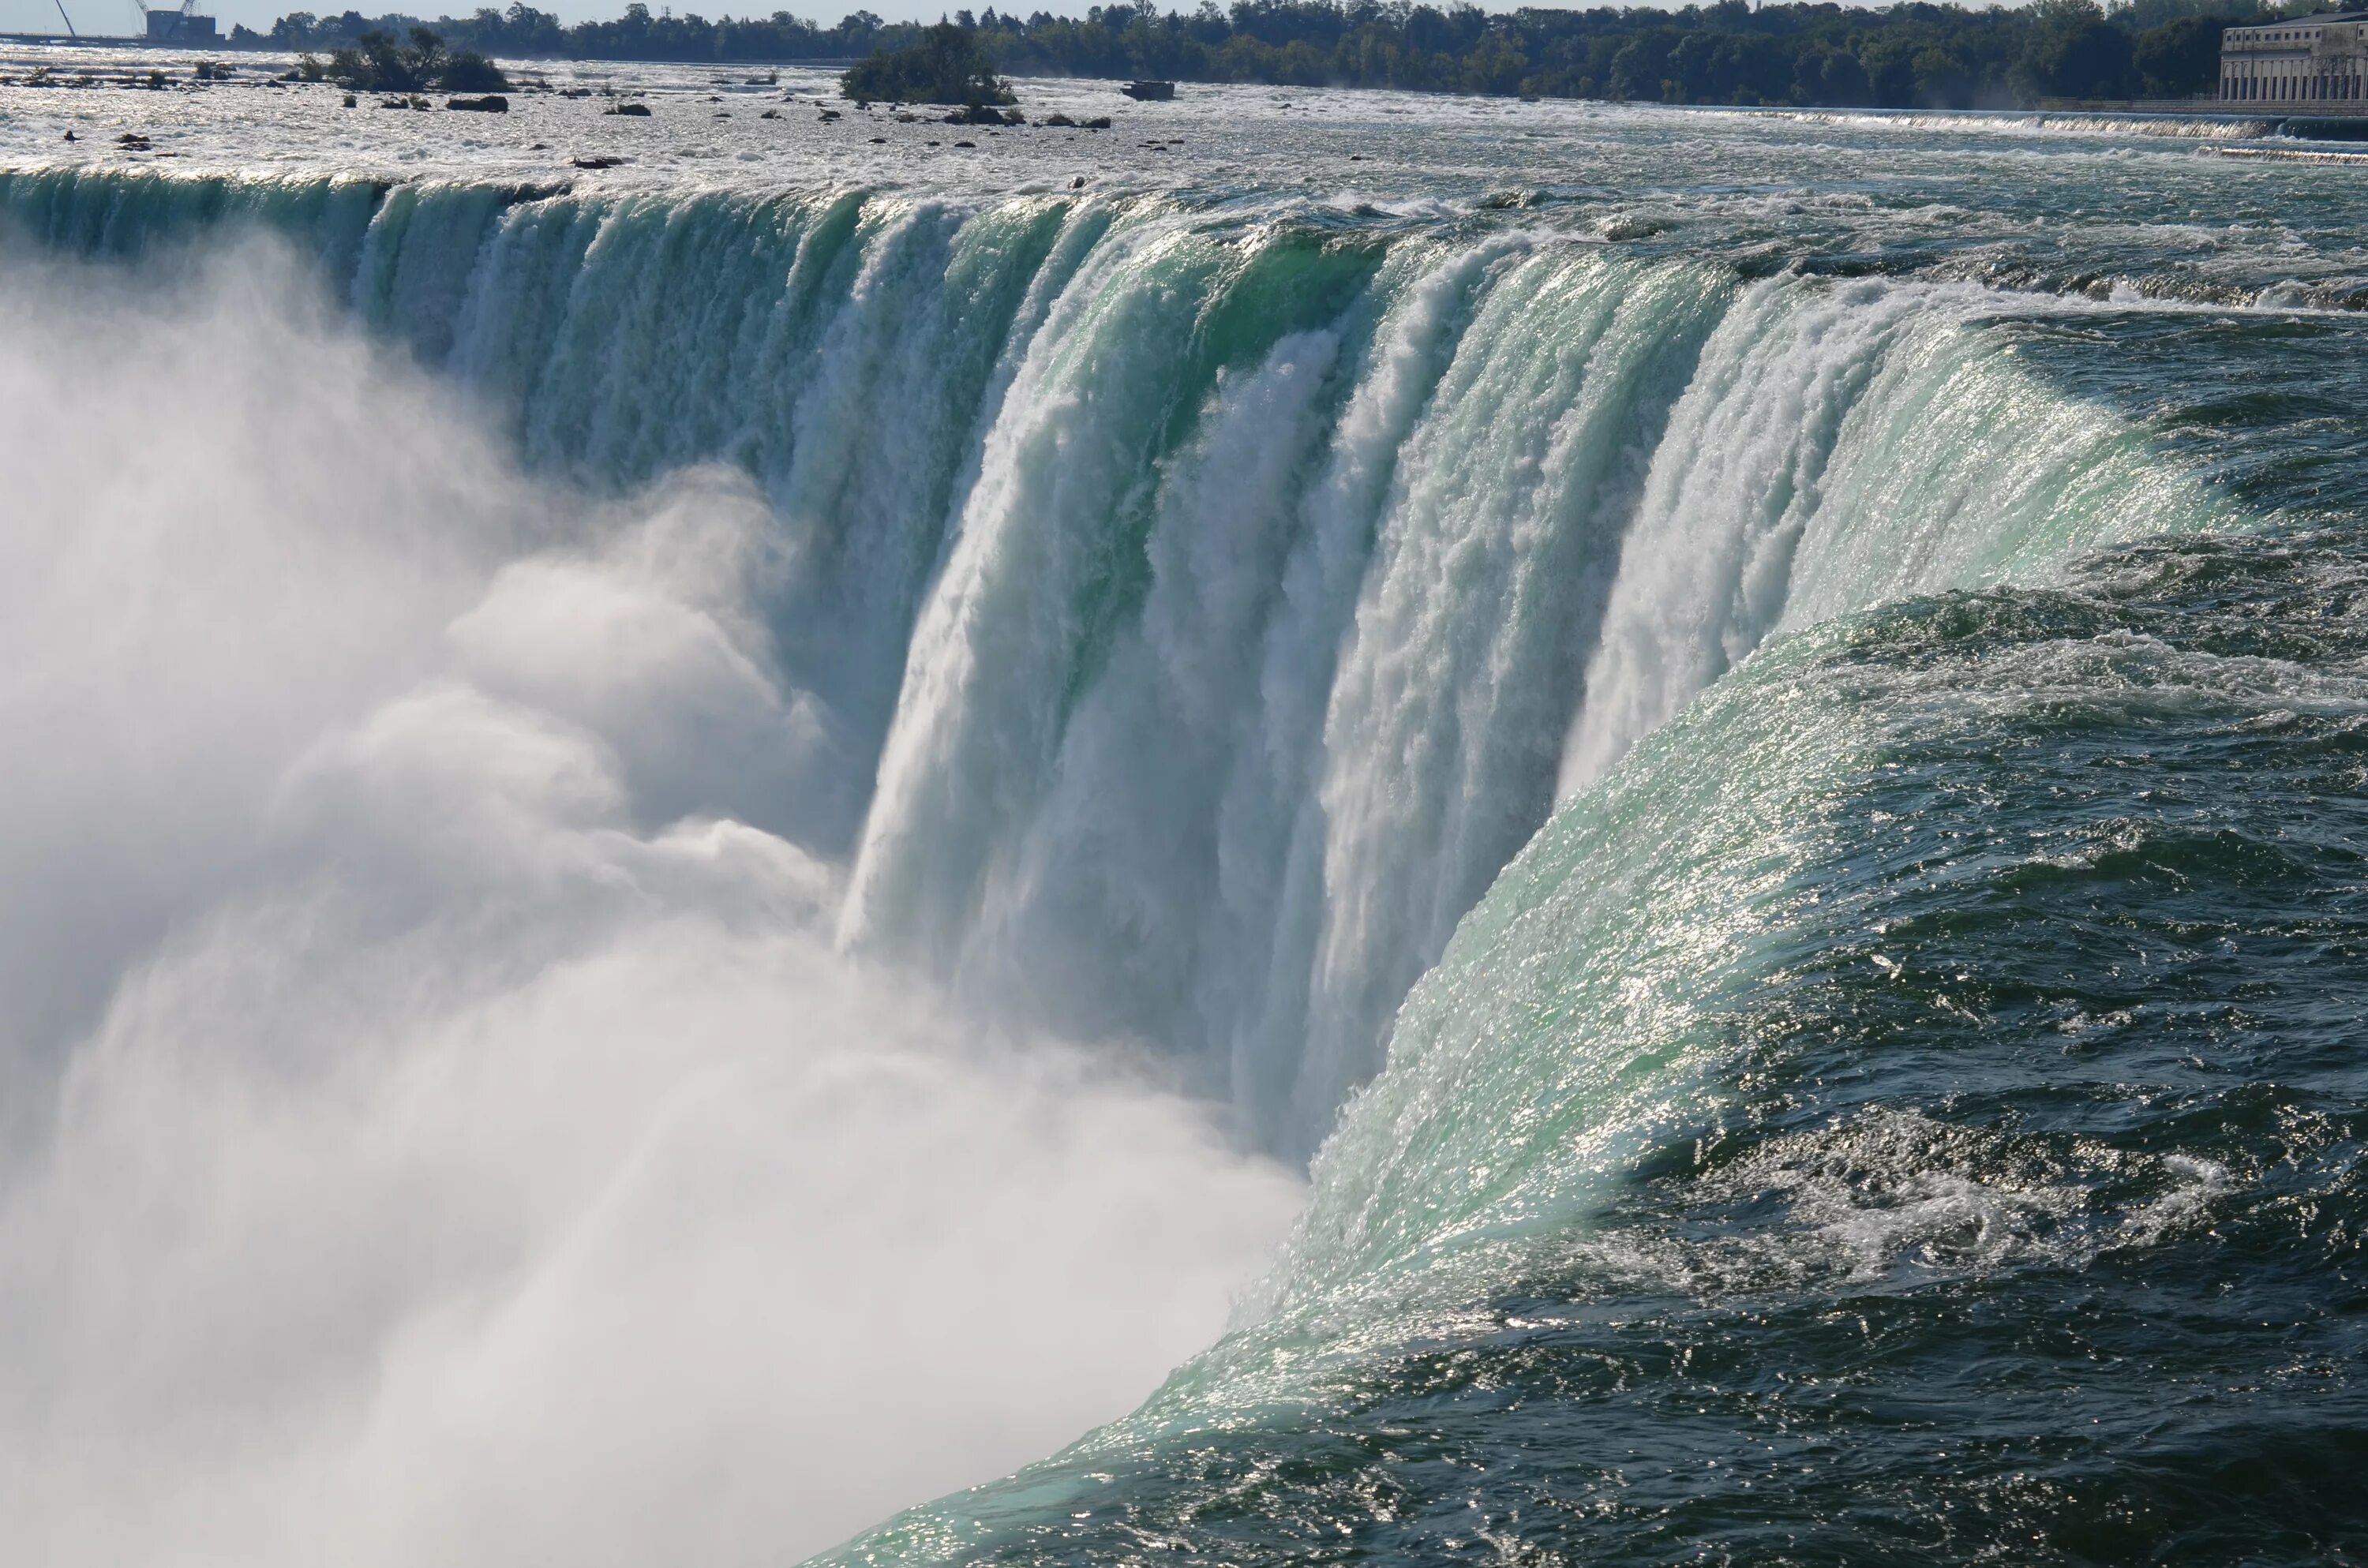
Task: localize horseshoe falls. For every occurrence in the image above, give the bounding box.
[2,76,2365,1568]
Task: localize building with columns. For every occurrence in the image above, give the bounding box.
[2222,13,2368,106]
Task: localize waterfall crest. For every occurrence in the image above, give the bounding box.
[0,169,2230,1153]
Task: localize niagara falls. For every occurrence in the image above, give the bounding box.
[1,7,2363,1564]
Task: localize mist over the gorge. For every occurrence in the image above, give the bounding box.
[0,249,1300,1566]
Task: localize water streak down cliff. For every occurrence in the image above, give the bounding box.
[0,169,2224,1155]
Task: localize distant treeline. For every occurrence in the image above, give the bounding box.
[230,0,2296,107]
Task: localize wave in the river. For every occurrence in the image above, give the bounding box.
[1744,107,2289,140]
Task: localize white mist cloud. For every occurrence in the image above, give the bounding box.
[0,245,1302,1567]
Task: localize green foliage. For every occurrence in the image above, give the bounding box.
[252,0,2276,110]
[2020,5,2140,99]
[328,25,510,92]
[841,21,1015,104]
[2136,14,2233,96]
[441,47,509,90]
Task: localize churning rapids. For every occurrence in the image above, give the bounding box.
[3,57,2367,1568]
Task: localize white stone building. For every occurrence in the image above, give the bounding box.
[2222,12,2368,107]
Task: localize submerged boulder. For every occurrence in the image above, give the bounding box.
[446,94,508,111]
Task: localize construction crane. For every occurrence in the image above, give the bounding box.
[127,0,216,43]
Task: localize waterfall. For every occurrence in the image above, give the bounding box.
[0,168,2231,1155]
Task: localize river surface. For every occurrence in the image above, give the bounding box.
[2,51,2365,1567]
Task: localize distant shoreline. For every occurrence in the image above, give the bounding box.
[15,30,2368,145]
[4,0,2273,114]
[0,39,2351,140]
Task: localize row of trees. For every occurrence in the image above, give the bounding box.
[237,4,898,60]
[230,0,2298,108]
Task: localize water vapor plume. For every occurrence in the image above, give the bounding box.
[0,245,1302,1568]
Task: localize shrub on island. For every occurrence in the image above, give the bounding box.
[322,27,508,95]
[841,23,1014,108]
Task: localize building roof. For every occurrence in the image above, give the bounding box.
[2228,11,2368,31]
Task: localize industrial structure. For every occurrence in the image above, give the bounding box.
[135,0,215,40]
[2221,12,2368,105]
